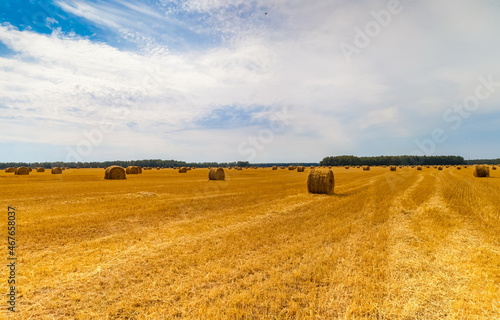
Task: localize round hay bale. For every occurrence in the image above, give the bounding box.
[36,167,45,172]
[416,166,422,170]
[5,167,16,173]
[209,168,225,180]
[51,167,63,174]
[492,166,497,170]
[390,166,397,171]
[14,167,30,175]
[288,166,296,170]
[345,166,349,169]
[272,166,278,170]
[473,165,490,177]
[297,166,305,172]
[179,167,188,173]
[126,166,141,174]
[456,166,462,170]
[28,168,33,172]
[437,166,443,171]
[280,166,286,169]
[104,166,126,179]
[307,169,334,195]
[363,166,370,171]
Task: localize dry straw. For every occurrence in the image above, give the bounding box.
[14,167,30,175]
[473,165,490,177]
[5,167,16,173]
[36,167,45,172]
[209,168,225,180]
[307,169,334,195]
[51,167,63,174]
[179,167,188,173]
[126,166,142,174]
[104,166,126,179]
[297,166,305,172]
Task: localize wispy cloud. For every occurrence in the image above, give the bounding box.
[1,0,500,162]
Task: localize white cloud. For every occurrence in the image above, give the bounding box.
[1,0,500,162]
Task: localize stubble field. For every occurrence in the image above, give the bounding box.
[1,166,499,319]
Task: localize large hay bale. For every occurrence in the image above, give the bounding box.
[307,169,334,195]
[179,167,188,173]
[14,167,30,175]
[209,168,225,180]
[297,166,305,172]
[272,166,278,170]
[51,167,63,174]
[363,166,370,171]
[5,167,16,173]
[473,165,490,177]
[36,167,45,172]
[390,166,397,171]
[104,166,126,180]
[126,166,142,174]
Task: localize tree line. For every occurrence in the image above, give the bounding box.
[319,155,466,166]
[0,160,252,169]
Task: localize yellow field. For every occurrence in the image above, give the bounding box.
[1,167,499,319]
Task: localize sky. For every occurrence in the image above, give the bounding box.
[0,0,499,163]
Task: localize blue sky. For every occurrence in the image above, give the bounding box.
[0,0,499,163]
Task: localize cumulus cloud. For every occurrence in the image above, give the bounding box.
[1,0,500,162]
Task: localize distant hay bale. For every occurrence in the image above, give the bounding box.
[416,166,422,170]
[437,166,443,171]
[104,166,126,179]
[179,167,188,173]
[310,166,315,169]
[492,166,497,170]
[473,165,490,177]
[51,167,63,174]
[363,166,370,171]
[126,166,142,174]
[345,166,349,169]
[272,166,278,170]
[36,167,45,172]
[390,166,397,171]
[288,166,296,170]
[297,166,305,172]
[307,169,334,195]
[456,166,462,170]
[280,166,286,169]
[235,167,242,171]
[28,168,33,172]
[5,167,16,173]
[209,168,225,180]
[14,167,30,175]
